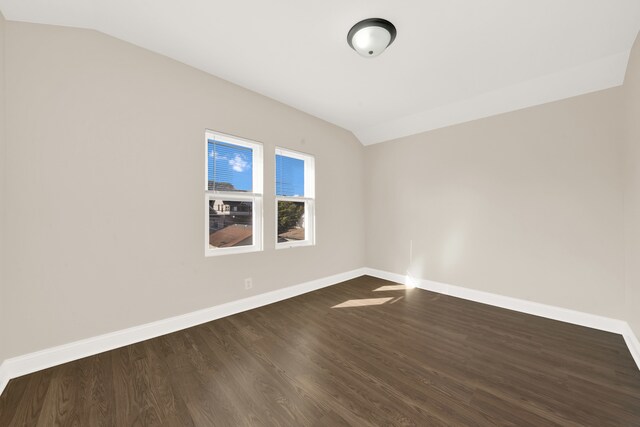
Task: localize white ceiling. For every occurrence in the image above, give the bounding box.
[1,1,640,145]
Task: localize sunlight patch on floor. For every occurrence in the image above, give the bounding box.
[373,284,409,292]
[332,297,394,308]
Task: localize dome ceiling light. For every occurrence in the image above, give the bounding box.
[347,18,397,58]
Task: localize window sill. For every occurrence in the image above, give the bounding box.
[205,246,261,257]
[276,241,314,250]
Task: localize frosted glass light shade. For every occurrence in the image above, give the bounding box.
[347,18,397,58]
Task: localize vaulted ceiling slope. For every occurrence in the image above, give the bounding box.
[1,1,639,145]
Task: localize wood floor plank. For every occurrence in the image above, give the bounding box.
[1,275,639,426]
[1,368,53,427]
[0,376,30,426]
[112,345,163,426]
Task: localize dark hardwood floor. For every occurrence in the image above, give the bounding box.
[1,275,639,426]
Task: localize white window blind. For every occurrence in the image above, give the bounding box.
[275,148,315,249]
[205,131,263,256]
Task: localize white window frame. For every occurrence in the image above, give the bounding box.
[275,147,315,249]
[205,130,263,257]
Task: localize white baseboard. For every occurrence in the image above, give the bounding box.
[0,363,10,400]
[0,268,366,397]
[622,323,640,370]
[2,266,638,398]
[364,268,640,370]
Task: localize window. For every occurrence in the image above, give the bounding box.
[205,130,263,256]
[276,148,315,248]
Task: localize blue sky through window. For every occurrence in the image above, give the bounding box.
[276,154,304,197]
[208,140,253,192]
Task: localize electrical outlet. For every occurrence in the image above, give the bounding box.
[244,278,253,290]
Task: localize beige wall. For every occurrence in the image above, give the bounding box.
[1,22,365,359]
[0,17,638,364]
[0,11,6,363]
[624,35,640,338]
[365,88,626,319]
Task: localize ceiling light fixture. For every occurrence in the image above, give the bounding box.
[347,18,397,58]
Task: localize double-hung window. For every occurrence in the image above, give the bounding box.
[275,148,315,248]
[205,130,263,256]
